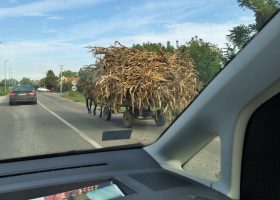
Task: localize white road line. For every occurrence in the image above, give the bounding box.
[38,101,102,149]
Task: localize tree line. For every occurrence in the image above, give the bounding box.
[224,0,279,61]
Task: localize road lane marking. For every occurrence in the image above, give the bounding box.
[38,101,102,149]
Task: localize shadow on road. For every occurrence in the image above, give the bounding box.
[0,101,37,107]
[90,110,159,128]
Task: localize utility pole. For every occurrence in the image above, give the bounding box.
[59,65,64,93]
[8,67,11,88]
[10,70,13,87]
[4,60,8,93]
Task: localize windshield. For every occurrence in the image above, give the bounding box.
[0,0,278,161]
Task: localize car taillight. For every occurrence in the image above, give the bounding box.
[28,92,35,96]
[9,92,16,97]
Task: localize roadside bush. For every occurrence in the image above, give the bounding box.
[0,88,8,96]
[61,91,85,102]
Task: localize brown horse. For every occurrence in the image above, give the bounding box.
[83,81,103,117]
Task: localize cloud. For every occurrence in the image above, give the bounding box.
[46,0,249,46]
[125,0,223,22]
[128,0,208,13]
[123,22,247,47]
[83,20,254,49]
[0,0,107,18]
[42,1,211,44]
[46,16,64,20]
[49,6,254,48]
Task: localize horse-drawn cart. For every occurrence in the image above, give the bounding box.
[84,42,200,128]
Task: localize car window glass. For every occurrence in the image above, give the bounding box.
[12,86,33,92]
[0,0,278,161]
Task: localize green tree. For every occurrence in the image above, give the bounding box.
[44,70,58,91]
[186,37,223,85]
[226,24,254,49]
[223,43,238,63]
[62,82,73,92]
[78,65,95,82]
[20,77,33,85]
[238,0,279,30]
[0,79,7,86]
[39,78,45,87]
[166,41,175,53]
[132,41,175,53]
[78,65,100,91]
[9,79,18,87]
[223,24,254,62]
[62,70,78,78]
[224,0,279,62]
[133,42,164,53]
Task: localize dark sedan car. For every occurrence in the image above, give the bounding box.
[9,85,37,105]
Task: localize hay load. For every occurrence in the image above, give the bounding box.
[87,42,200,122]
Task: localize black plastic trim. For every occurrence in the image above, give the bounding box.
[0,162,107,179]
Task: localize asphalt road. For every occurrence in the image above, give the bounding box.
[0,93,166,160]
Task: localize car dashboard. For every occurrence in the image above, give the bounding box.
[0,149,230,200]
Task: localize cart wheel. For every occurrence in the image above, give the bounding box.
[155,110,166,126]
[103,106,112,121]
[123,110,134,128]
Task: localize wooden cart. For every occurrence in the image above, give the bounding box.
[101,97,166,128]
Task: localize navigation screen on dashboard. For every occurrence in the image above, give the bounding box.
[31,181,125,200]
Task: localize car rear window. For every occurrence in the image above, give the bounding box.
[12,86,33,92]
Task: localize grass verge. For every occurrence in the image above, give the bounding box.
[0,89,8,96]
[61,91,85,103]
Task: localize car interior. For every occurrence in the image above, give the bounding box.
[0,8,279,200]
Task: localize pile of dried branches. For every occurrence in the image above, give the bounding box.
[87,42,201,119]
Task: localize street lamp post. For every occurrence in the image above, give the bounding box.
[4,60,8,93]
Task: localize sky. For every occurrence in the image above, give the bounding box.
[0,0,254,81]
